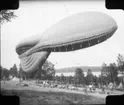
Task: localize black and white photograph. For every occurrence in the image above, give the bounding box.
[1,0,124,105]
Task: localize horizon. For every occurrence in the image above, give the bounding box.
[1,1,124,70]
[55,65,102,70]
[55,72,101,77]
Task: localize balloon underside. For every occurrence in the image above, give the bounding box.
[16,12,118,73]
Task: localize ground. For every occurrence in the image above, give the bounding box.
[1,89,105,105]
[1,80,123,105]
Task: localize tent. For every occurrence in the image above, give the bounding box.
[11,77,20,81]
[118,73,124,77]
[117,82,123,90]
[108,82,113,89]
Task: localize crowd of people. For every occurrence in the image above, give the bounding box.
[2,75,123,95]
[33,80,123,94]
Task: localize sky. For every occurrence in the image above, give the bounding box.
[1,1,124,70]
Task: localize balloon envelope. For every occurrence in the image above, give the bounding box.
[16,12,118,73]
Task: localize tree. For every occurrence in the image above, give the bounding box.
[117,54,124,73]
[100,62,119,85]
[68,76,74,84]
[0,10,17,24]
[101,63,109,77]
[101,63,110,85]
[85,69,94,85]
[93,75,99,86]
[1,68,10,80]
[41,60,55,80]
[0,65,2,70]
[74,68,85,85]
[117,54,124,86]
[10,64,18,77]
[55,75,61,82]
[29,60,55,81]
[18,65,27,81]
[60,73,65,83]
[0,65,3,79]
[108,63,118,84]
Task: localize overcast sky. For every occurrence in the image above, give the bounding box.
[1,1,124,70]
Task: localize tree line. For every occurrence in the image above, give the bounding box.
[55,54,124,87]
[55,68,99,86]
[0,54,124,88]
[0,60,55,81]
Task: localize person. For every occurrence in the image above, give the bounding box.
[89,84,93,93]
[107,82,114,94]
[109,82,114,94]
[92,85,96,93]
[84,85,88,94]
[102,85,106,93]
[3,77,6,84]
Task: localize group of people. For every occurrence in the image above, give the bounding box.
[99,82,120,94]
[83,85,96,93]
[36,80,98,93]
[36,81,122,95]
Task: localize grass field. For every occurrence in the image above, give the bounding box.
[1,89,105,105]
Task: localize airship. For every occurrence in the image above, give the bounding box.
[16,12,118,73]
